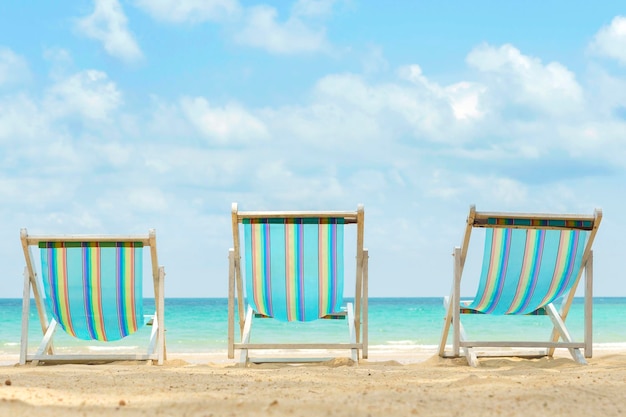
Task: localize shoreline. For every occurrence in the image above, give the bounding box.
[2,343,626,366]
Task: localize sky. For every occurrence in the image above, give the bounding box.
[1,1,625,299]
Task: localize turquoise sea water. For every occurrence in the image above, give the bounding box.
[1,298,625,358]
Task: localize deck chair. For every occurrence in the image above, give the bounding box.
[228,203,368,364]
[19,228,166,365]
[439,205,602,366]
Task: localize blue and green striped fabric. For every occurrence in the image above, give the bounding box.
[467,228,589,315]
[243,218,344,322]
[39,242,144,341]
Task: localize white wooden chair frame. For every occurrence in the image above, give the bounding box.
[228,203,368,364]
[20,228,166,366]
[439,206,602,367]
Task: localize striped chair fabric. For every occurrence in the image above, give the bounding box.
[243,218,344,322]
[39,241,144,341]
[467,228,589,315]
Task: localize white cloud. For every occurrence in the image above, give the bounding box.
[94,142,132,167]
[0,94,43,142]
[0,176,78,207]
[458,44,626,163]
[71,211,104,229]
[235,5,328,54]
[466,43,583,116]
[252,160,346,204]
[445,82,485,120]
[585,65,626,115]
[44,70,123,121]
[465,175,530,206]
[0,47,30,86]
[361,45,389,74]
[263,100,383,152]
[305,69,463,143]
[292,0,337,18]
[590,15,626,65]
[180,96,269,144]
[133,0,333,54]
[139,145,253,189]
[143,96,195,140]
[43,47,74,80]
[127,187,169,212]
[134,0,241,23]
[76,0,143,63]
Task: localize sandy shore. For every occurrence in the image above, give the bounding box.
[1,352,625,416]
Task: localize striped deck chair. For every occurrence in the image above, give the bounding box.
[19,229,166,365]
[228,203,368,364]
[438,205,602,366]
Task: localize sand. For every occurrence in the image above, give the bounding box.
[1,352,625,417]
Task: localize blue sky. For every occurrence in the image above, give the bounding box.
[1,1,625,298]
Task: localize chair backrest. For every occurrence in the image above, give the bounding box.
[233,205,364,322]
[460,207,601,315]
[40,241,144,341]
[21,231,159,342]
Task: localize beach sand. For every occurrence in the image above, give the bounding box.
[1,352,625,416]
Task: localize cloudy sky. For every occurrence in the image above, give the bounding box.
[1,1,625,298]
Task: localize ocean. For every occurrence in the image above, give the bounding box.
[2,297,625,362]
